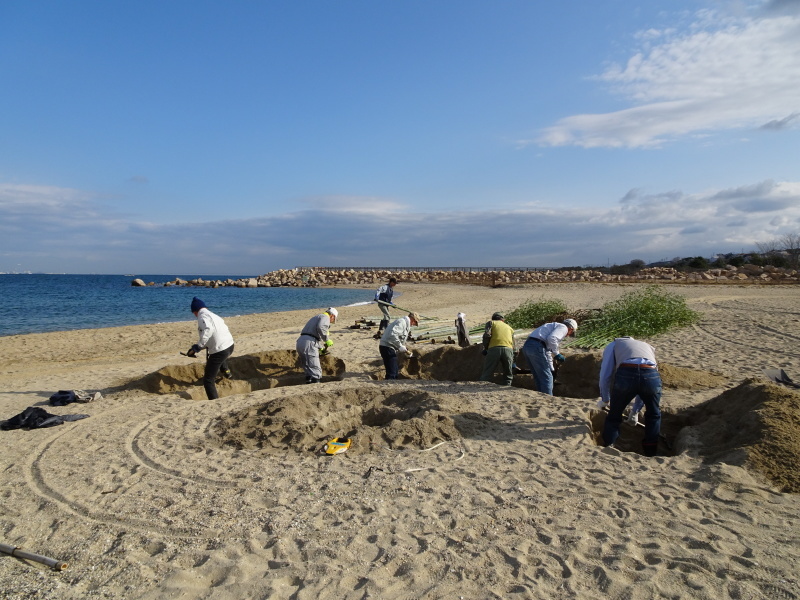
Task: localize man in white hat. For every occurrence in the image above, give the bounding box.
[521,318,577,395]
[378,312,419,379]
[296,307,338,383]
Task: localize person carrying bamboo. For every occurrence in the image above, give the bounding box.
[373,277,397,339]
[296,307,338,383]
[598,336,662,456]
[521,318,577,395]
[479,312,515,386]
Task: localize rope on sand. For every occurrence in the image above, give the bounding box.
[402,441,466,472]
[418,441,447,452]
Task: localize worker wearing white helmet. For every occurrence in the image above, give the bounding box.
[521,318,577,395]
[296,307,338,383]
[379,312,419,380]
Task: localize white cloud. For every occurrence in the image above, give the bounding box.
[536,10,800,148]
[298,195,407,215]
[2,181,800,273]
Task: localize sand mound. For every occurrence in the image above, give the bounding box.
[658,363,729,389]
[129,349,346,398]
[673,379,800,492]
[211,385,489,454]
[393,344,727,399]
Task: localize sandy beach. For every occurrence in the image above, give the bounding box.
[1,282,799,600]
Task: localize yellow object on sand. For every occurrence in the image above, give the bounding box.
[324,437,351,455]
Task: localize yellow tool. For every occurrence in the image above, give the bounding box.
[323,437,351,455]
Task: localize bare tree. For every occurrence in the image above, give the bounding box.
[779,233,800,268]
[755,238,780,256]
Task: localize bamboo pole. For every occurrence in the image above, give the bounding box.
[375,301,434,320]
[0,543,68,571]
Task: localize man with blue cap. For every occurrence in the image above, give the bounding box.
[187,297,235,399]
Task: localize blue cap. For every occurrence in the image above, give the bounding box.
[191,297,207,313]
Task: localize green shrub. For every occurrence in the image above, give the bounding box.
[569,286,700,349]
[729,255,745,267]
[688,256,709,269]
[504,298,568,330]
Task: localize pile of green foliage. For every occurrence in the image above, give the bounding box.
[503,297,568,330]
[568,286,700,349]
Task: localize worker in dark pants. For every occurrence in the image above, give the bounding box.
[373,277,397,338]
[479,312,515,386]
[599,336,662,456]
[187,297,234,400]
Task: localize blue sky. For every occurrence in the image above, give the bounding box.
[1,0,799,274]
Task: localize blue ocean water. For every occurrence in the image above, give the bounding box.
[0,274,374,337]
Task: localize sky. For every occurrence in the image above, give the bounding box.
[1,0,799,274]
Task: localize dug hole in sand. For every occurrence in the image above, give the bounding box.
[128,349,346,399]
[130,343,799,493]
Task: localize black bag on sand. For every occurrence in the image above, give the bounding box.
[49,390,78,406]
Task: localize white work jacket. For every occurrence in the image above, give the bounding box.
[196,308,234,354]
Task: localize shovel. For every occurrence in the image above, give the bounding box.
[762,368,800,389]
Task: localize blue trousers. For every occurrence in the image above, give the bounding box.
[379,345,399,379]
[203,344,234,400]
[522,338,554,395]
[602,365,662,456]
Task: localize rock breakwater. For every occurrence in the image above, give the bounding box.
[131,264,799,288]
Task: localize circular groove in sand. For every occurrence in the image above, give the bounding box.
[692,318,800,359]
[25,423,215,538]
[127,416,234,488]
[708,299,800,343]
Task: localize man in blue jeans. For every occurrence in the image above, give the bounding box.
[378,312,419,379]
[599,336,662,456]
[521,318,577,395]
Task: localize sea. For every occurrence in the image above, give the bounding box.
[0,274,375,337]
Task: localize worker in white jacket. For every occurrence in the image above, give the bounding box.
[378,312,419,379]
[187,297,235,399]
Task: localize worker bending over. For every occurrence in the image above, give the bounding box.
[187,297,235,400]
[599,336,662,456]
[296,307,338,383]
[521,318,577,395]
[479,312,515,386]
[378,312,419,380]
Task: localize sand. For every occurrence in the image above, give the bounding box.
[1,282,799,599]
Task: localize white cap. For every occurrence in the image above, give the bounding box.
[563,318,578,331]
[327,307,338,318]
